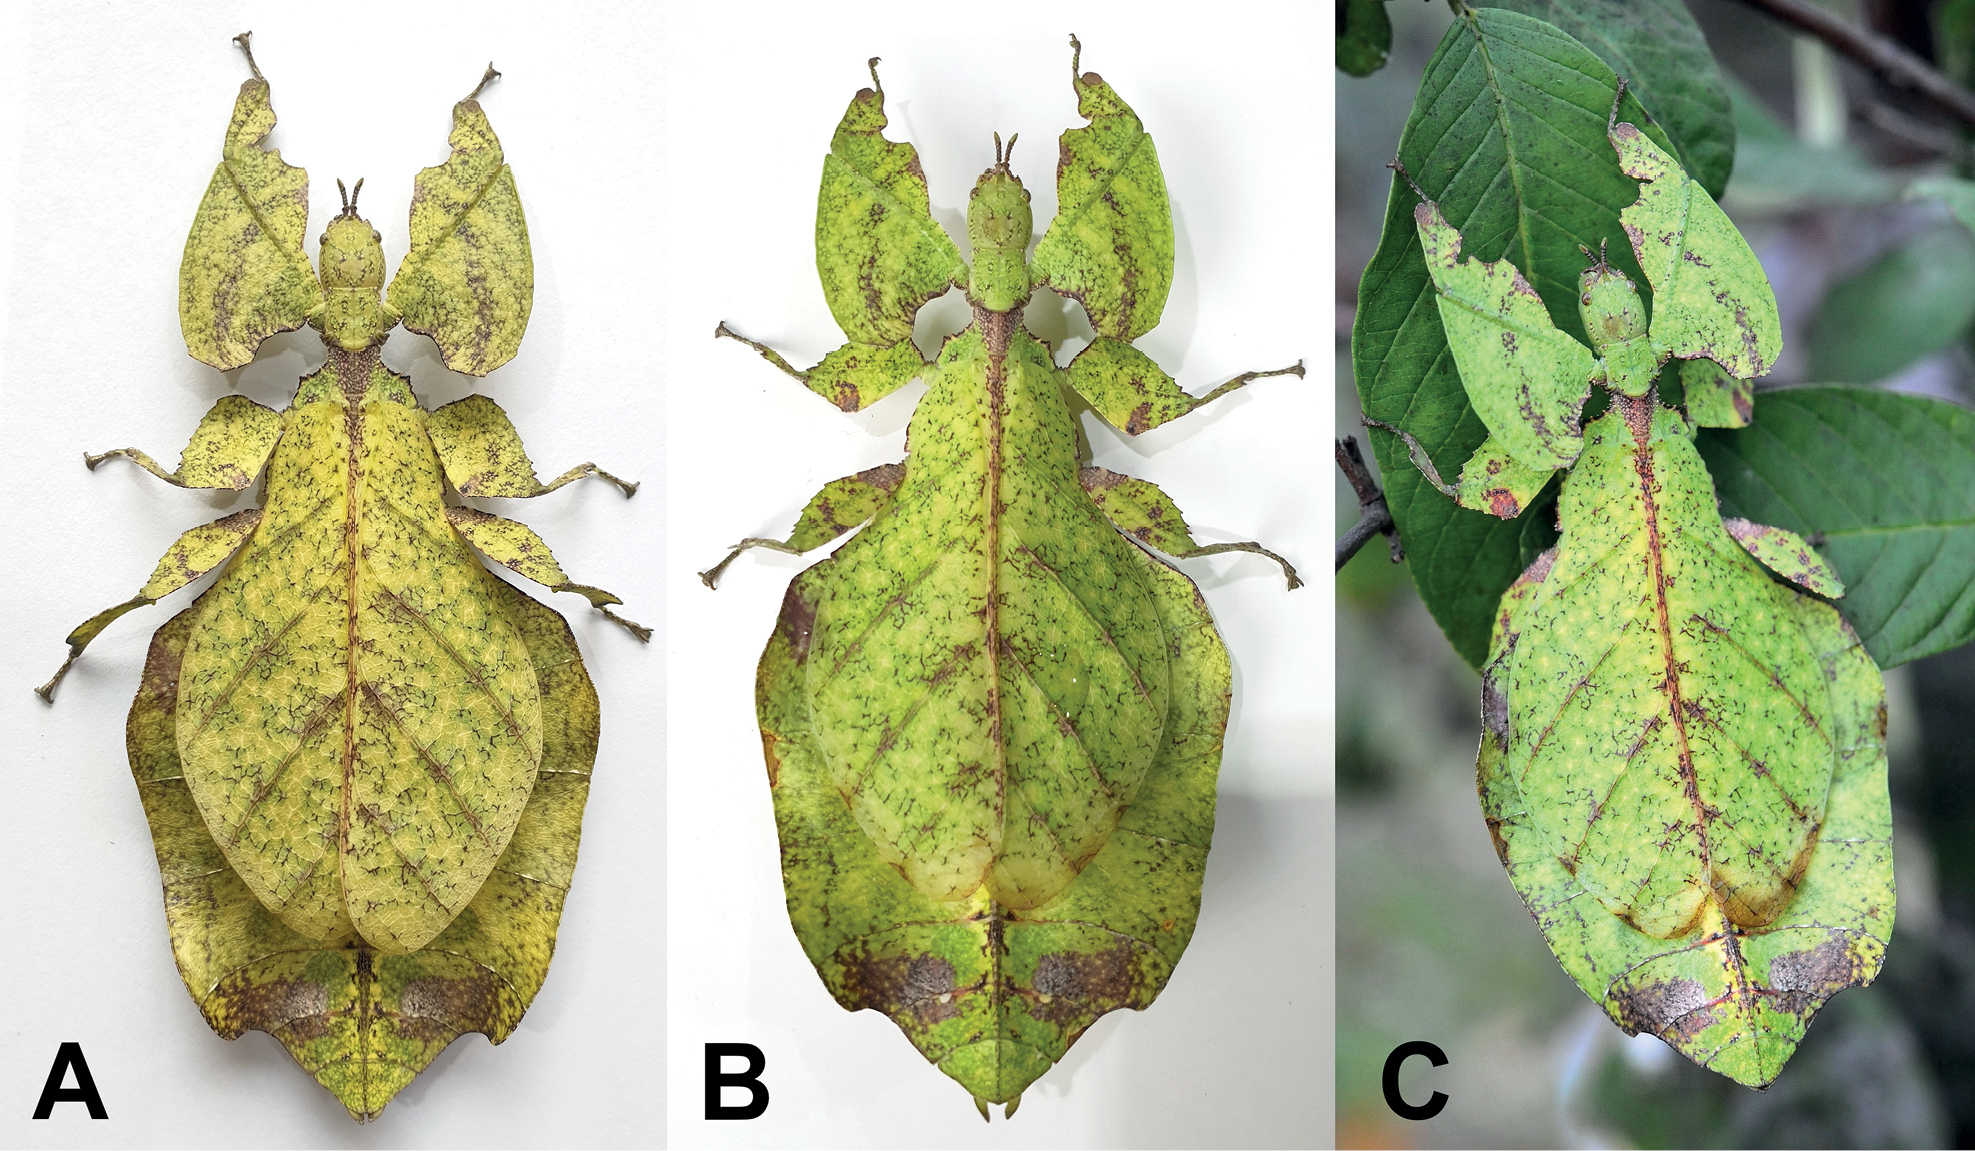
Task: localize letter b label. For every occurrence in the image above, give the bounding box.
[705,1042,768,1120]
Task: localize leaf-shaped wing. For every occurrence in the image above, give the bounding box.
[175,391,542,954]
[387,96,533,376]
[1030,42,1174,341]
[758,542,1227,1111]
[1498,406,1838,940]
[814,69,968,346]
[1415,201,1597,472]
[127,576,599,1120]
[179,77,322,372]
[1613,122,1782,379]
[1481,504,1890,1087]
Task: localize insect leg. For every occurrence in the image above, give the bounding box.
[85,395,282,491]
[1079,467,1301,589]
[36,508,263,701]
[716,323,928,413]
[697,462,907,588]
[428,395,638,498]
[444,507,650,641]
[1063,336,1302,435]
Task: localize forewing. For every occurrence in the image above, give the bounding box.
[1613,122,1781,379]
[1480,405,1890,1086]
[814,73,968,346]
[1415,202,1596,471]
[387,97,533,376]
[174,386,542,955]
[179,77,321,371]
[127,576,599,1120]
[1030,48,1174,341]
[1505,408,1832,938]
[1482,553,1890,1088]
[758,543,1226,1111]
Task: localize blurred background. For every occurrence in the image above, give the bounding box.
[1338,1,1975,1146]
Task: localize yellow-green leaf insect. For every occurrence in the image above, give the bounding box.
[1384,82,1893,1087]
[38,33,645,1120]
[707,38,1302,1117]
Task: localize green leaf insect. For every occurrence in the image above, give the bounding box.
[706,39,1302,1118]
[37,34,645,1120]
[1387,85,1893,1087]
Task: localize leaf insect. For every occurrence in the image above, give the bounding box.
[38,33,646,1120]
[1380,81,1894,1088]
[705,37,1304,1117]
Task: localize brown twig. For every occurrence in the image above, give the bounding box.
[1336,436,1403,571]
[1728,0,1975,129]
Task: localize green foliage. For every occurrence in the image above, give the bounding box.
[1700,387,1975,668]
[1477,0,1736,198]
[1353,7,1693,667]
[1808,223,1975,384]
[1720,74,1899,211]
[1338,0,1392,77]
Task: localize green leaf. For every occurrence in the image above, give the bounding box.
[1806,223,1975,384]
[1338,0,1393,77]
[1482,402,1892,1088]
[1352,8,1672,667]
[1698,386,1975,668]
[1478,0,1735,198]
[1720,74,1898,212]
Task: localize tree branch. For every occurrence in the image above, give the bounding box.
[1336,435,1403,571]
[1729,0,1975,129]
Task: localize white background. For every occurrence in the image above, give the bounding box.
[0,4,665,1147]
[663,4,1333,1148]
[0,2,1335,1148]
